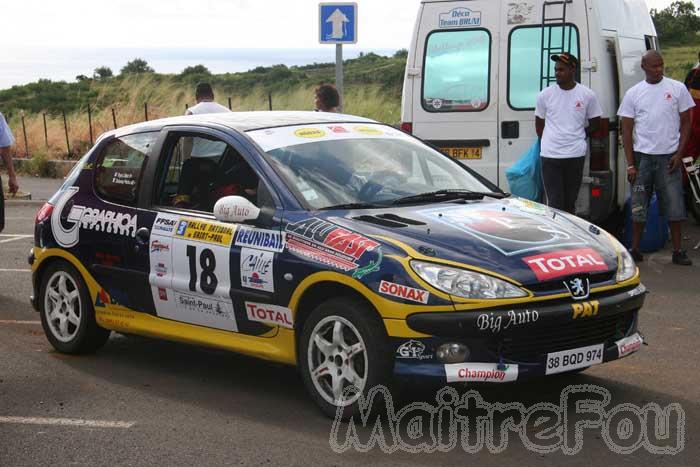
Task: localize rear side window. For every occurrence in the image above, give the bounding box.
[422,29,491,112]
[508,25,580,110]
[94,132,157,206]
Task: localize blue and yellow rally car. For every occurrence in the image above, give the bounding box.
[30,112,645,418]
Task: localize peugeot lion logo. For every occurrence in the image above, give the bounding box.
[564,276,590,300]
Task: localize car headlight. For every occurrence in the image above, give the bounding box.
[607,235,637,282]
[410,260,527,299]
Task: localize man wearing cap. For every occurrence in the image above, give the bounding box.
[619,50,695,265]
[535,52,602,214]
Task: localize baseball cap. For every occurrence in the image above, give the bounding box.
[550,52,579,66]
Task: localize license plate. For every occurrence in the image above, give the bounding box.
[440,147,482,160]
[545,343,604,375]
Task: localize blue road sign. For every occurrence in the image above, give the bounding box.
[319,3,357,44]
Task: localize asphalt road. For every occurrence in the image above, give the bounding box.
[1,188,699,466]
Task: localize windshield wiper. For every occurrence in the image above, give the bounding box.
[319,202,389,211]
[391,189,506,206]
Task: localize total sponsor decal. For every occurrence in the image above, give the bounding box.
[523,248,608,281]
[240,248,274,292]
[379,281,429,304]
[51,187,137,248]
[616,333,643,358]
[445,363,518,383]
[245,302,293,329]
[285,218,380,272]
[151,240,170,253]
[175,219,235,247]
[234,226,285,252]
[396,340,433,361]
[476,309,539,334]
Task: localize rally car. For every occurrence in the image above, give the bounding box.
[30,111,645,418]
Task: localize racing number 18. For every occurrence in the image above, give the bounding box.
[186,245,218,294]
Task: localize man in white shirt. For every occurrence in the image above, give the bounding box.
[535,53,602,214]
[185,83,231,115]
[618,50,695,266]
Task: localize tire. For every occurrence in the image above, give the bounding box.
[39,260,111,354]
[298,297,394,420]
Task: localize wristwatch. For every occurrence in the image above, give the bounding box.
[626,165,635,171]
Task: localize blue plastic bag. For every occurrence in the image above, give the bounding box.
[506,140,542,201]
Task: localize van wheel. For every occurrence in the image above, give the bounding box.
[298,297,393,420]
[39,261,110,354]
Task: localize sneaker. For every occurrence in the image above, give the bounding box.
[630,249,644,262]
[672,250,693,266]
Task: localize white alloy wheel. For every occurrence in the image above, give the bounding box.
[43,270,82,343]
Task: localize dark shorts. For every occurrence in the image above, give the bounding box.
[631,152,686,223]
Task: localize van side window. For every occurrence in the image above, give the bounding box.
[94,132,157,206]
[422,29,491,113]
[508,25,580,110]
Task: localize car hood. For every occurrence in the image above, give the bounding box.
[326,198,619,286]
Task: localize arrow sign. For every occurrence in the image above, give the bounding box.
[319,3,357,44]
[326,8,349,39]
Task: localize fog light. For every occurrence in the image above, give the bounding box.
[436,343,470,363]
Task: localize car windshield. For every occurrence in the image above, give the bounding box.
[247,123,497,210]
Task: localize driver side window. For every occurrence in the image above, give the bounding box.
[155,133,261,213]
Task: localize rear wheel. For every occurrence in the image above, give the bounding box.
[39,261,110,354]
[299,297,393,419]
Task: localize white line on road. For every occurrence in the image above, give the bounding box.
[0,320,40,325]
[0,269,31,272]
[0,416,136,429]
[0,236,33,244]
[0,234,33,237]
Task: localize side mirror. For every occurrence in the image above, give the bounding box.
[213,196,260,223]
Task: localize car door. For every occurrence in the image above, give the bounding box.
[147,126,284,337]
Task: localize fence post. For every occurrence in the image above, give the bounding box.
[42,112,49,148]
[185,103,189,113]
[20,111,29,158]
[112,108,118,129]
[87,104,94,146]
[62,110,71,156]
[228,97,232,110]
[268,93,272,111]
[144,102,149,121]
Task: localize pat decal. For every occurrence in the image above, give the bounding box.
[240,248,274,292]
[445,363,518,383]
[379,281,429,304]
[245,302,293,329]
[285,218,380,273]
[524,248,608,281]
[51,187,137,248]
[476,310,540,334]
[419,205,589,257]
[571,300,600,320]
[396,340,432,360]
[234,226,285,252]
[174,218,235,247]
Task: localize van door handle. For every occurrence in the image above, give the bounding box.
[501,121,520,139]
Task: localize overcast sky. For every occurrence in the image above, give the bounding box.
[1,0,694,50]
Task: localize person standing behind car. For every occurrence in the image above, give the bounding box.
[185,83,231,115]
[314,84,340,112]
[0,111,19,233]
[535,53,602,214]
[619,50,695,266]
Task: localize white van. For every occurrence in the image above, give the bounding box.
[400,0,658,226]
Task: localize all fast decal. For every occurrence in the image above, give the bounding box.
[523,248,608,281]
[240,248,274,293]
[50,187,137,248]
[245,302,293,329]
[418,204,589,257]
[174,218,235,247]
[445,363,518,383]
[234,226,285,252]
[378,281,430,304]
[285,218,380,272]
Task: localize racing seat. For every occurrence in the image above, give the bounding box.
[174,157,218,211]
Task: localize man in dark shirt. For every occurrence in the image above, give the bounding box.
[684,51,700,159]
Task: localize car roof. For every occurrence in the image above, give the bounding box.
[107,111,376,139]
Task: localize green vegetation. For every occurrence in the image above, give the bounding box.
[651,1,700,46]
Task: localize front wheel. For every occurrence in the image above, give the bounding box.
[298,297,393,420]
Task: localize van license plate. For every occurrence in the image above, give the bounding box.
[545,343,604,375]
[441,147,482,160]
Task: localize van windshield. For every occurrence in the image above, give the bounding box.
[247,124,496,210]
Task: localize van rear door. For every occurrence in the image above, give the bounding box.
[411,1,501,184]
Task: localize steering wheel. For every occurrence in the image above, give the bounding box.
[358,170,407,201]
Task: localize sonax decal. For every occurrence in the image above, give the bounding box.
[379,281,429,304]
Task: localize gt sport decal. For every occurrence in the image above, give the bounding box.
[445,363,518,383]
[149,213,238,332]
[240,248,274,293]
[51,187,137,248]
[245,302,293,329]
[523,248,608,281]
[285,218,381,273]
[379,281,430,304]
[234,226,285,252]
[418,204,589,257]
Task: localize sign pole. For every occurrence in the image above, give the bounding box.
[335,43,343,113]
